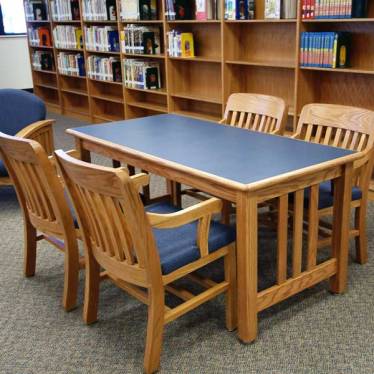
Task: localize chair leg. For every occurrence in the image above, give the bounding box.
[83,254,101,324]
[144,288,165,374]
[354,205,368,264]
[224,244,237,331]
[62,237,80,312]
[24,220,37,277]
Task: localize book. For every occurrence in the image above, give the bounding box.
[264,0,281,18]
[123,59,161,89]
[196,0,207,20]
[106,0,117,20]
[75,29,84,49]
[352,0,368,17]
[175,0,193,19]
[236,0,248,20]
[145,67,160,89]
[121,0,140,20]
[181,33,194,57]
[38,27,52,47]
[224,0,236,19]
[32,1,48,20]
[122,25,161,55]
[70,0,80,20]
[281,0,297,18]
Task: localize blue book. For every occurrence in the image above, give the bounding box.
[236,0,248,19]
[108,30,120,52]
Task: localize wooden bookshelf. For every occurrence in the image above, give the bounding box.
[25,0,374,190]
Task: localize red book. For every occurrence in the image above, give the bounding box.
[38,27,51,47]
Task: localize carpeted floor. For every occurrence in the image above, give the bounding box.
[0,113,373,374]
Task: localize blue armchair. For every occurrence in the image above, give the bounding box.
[0,89,55,186]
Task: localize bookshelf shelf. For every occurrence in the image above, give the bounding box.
[86,50,121,55]
[127,101,167,112]
[167,20,221,23]
[126,87,167,95]
[120,20,164,24]
[90,94,124,104]
[35,83,58,90]
[30,45,54,50]
[83,20,118,24]
[61,88,88,96]
[300,67,374,75]
[27,20,50,24]
[56,47,83,52]
[123,53,165,59]
[171,92,222,104]
[168,56,221,63]
[224,19,297,23]
[88,77,122,85]
[33,69,57,75]
[52,20,81,24]
[59,73,86,79]
[302,18,374,23]
[226,60,296,69]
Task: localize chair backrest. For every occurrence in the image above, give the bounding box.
[295,103,374,190]
[0,133,75,237]
[295,104,374,152]
[0,89,46,136]
[221,93,287,134]
[54,150,161,288]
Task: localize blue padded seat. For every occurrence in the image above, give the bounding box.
[303,181,362,210]
[146,201,236,275]
[0,89,46,136]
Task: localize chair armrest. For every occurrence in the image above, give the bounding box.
[16,119,55,155]
[147,198,223,258]
[130,172,150,191]
[218,118,226,124]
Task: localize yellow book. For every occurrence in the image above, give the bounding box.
[181,33,194,58]
[75,29,83,49]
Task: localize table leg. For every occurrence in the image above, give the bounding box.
[75,138,91,162]
[167,181,182,208]
[330,162,353,293]
[236,192,258,343]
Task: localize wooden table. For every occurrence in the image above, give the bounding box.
[67,114,361,343]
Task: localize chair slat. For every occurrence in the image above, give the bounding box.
[357,133,367,151]
[349,132,359,150]
[258,115,267,132]
[237,112,245,128]
[230,111,238,126]
[252,114,260,130]
[244,113,253,129]
[305,124,313,141]
[341,130,351,148]
[323,126,332,145]
[332,128,342,147]
[314,125,323,143]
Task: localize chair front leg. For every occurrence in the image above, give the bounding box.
[224,244,237,331]
[83,253,101,324]
[144,287,165,374]
[355,204,368,264]
[62,235,80,311]
[24,218,37,277]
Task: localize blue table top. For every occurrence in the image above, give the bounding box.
[69,114,354,185]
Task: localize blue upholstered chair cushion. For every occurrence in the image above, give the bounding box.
[303,181,362,210]
[0,160,8,177]
[0,89,46,136]
[146,202,236,275]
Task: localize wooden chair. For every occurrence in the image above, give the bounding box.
[0,133,81,311]
[55,150,237,374]
[0,89,54,187]
[220,93,287,135]
[292,103,374,264]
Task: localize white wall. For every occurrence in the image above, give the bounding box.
[0,35,33,89]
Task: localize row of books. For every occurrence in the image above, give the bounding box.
[224,0,255,20]
[121,25,161,55]
[167,31,194,57]
[84,26,120,52]
[53,26,83,49]
[87,56,122,82]
[28,27,52,47]
[300,32,351,68]
[24,0,49,21]
[123,60,161,90]
[51,0,80,21]
[120,0,158,20]
[32,51,54,71]
[57,52,86,76]
[301,0,368,19]
[166,0,221,20]
[82,0,117,21]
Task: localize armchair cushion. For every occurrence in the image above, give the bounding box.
[0,89,46,136]
[146,201,236,275]
[0,159,8,177]
[303,181,362,210]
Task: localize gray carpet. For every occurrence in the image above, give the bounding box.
[0,113,373,374]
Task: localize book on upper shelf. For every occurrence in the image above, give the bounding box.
[24,0,49,21]
[57,52,86,76]
[121,25,161,55]
[53,25,83,49]
[84,26,120,52]
[51,0,81,21]
[281,0,297,19]
[87,55,122,82]
[264,0,281,19]
[120,0,158,20]
[166,0,221,20]
[82,0,117,21]
[224,0,255,20]
[123,59,161,89]
[300,32,351,68]
[28,27,52,47]
[302,0,368,19]
[167,30,194,57]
